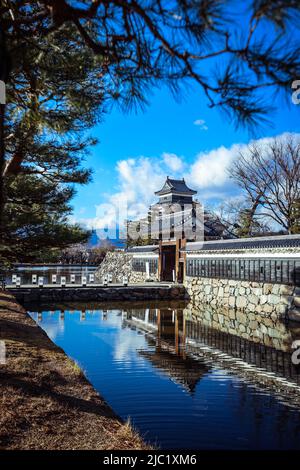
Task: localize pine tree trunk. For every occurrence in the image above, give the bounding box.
[0,28,9,247]
[0,102,5,242]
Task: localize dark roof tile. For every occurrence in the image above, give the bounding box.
[127,245,159,253]
[155,177,197,196]
[183,235,300,252]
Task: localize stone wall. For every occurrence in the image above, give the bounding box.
[95,251,159,283]
[184,276,300,320]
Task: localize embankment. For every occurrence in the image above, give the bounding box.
[0,291,148,450]
[9,284,187,305]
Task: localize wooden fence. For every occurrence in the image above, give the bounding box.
[186,258,300,285]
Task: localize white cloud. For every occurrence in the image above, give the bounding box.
[76,156,169,232]
[163,152,184,172]
[185,144,240,189]
[172,13,183,21]
[194,119,208,131]
[73,132,300,231]
[185,131,300,193]
[93,153,186,227]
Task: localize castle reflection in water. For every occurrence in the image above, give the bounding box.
[34,301,300,397]
[31,301,300,449]
[122,303,300,393]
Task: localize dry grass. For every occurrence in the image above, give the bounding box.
[0,291,150,450]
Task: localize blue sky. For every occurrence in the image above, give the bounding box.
[71,82,300,230]
[69,3,300,231]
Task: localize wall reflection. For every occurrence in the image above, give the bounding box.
[123,305,300,388]
[124,308,210,394]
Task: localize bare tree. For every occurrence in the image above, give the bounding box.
[213,199,270,237]
[230,135,300,234]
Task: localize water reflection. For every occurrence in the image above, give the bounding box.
[185,303,298,352]
[29,301,300,449]
[122,305,300,389]
[124,308,210,393]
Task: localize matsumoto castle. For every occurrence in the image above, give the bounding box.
[87,176,232,248]
[126,176,231,244]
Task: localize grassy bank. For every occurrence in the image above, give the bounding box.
[0,291,149,450]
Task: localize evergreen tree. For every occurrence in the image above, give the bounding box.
[1,21,103,262]
[1,173,89,263]
[1,1,300,261]
[291,199,300,234]
[235,208,265,238]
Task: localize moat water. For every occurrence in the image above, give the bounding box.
[29,303,300,449]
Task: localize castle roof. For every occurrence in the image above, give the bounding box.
[155,177,197,196]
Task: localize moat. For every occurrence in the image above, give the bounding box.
[29,302,300,450]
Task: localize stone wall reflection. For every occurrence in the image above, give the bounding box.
[184,302,298,352]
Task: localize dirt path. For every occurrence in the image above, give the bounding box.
[0,291,148,450]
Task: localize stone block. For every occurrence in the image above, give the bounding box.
[268,294,280,305]
[253,329,263,339]
[263,284,273,295]
[228,328,237,336]
[218,287,224,297]
[236,296,247,309]
[271,312,279,322]
[205,311,212,321]
[249,320,258,330]
[262,304,273,314]
[294,296,300,308]
[260,324,268,335]
[228,309,236,320]
[204,285,212,295]
[236,311,247,323]
[280,285,294,296]
[279,285,299,295]
[248,303,257,313]
[268,327,280,339]
[251,282,260,288]
[259,295,268,305]
[272,284,280,295]
[276,304,287,315]
[248,294,259,305]
[253,288,263,296]
[288,308,300,322]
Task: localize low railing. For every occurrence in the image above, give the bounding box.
[4,273,129,288]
